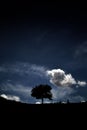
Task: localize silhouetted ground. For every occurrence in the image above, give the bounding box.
[0,97,87,126]
[0,96,87,113]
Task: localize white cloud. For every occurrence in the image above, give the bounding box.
[35,101,41,104]
[47,68,87,87]
[0,94,20,102]
[77,81,87,87]
[47,69,76,87]
[35,100,51,104]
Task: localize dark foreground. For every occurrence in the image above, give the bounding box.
[0,97,87,126]
[0,97,87,114]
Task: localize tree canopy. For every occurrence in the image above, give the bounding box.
[31,84,52,104]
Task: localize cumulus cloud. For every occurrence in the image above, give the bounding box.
[47,69,76,87]
[47,69,87,87]
[0,94,20,102]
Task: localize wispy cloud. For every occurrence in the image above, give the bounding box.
[74,41,87,58]
[0,62,47,77]
[0,82,34,103]
[35,31,48,43]
[51,87,75,101]
[51,87,86,103]
[68,95,85,103]
[30,64,47,77]
[0,94,20,102]
[47,68,87,87]
[1,83,32,96]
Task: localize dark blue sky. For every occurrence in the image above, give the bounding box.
[0,2,87,103]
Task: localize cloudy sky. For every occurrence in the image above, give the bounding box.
[0,2,87,103]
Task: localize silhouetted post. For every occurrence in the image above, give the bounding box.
[42,98,43,104]
[67,99,69,104]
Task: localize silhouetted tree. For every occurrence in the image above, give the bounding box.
[31,84,52,104]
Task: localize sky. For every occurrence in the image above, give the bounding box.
[0,2,87,103]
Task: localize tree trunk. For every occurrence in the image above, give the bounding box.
[42,98,44,104]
